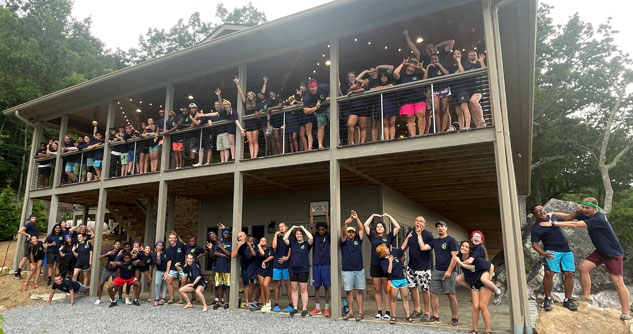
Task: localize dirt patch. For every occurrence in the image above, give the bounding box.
[0,238,47,310]
[536,301,630,334]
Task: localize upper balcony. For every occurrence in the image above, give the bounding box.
[12,0,534,195]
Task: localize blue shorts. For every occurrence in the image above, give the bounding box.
[94,160,102,168]
[272,268,289,281]
[241,268,257,286]
[544,251,575,273]
[65,162,76,172]
[312,265,331,287]
[342,269,365,291]
[390,278,408,289]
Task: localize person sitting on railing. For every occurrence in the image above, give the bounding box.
[424,54,452,133]
[284,95,300,153]
[402,29,454,72]
[62,135,78,183]
[162,110,181,169]
[369,72,399,140]
[393,57,427,137]
[265,90,284,155]
[36,142,52,187]
[303,80,330,149]
[464,50,487,128]
[448,50,471,130]
[341,71,367,145]
[87,132,104,180]
[234,76,261,159]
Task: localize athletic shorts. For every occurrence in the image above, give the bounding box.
[544,251,575,273]
[430,270,456,295]
[168,269,185,278]
[75,263,90,271]
[470,279,485,291]
[342,269,365,291]
[315,108,330,128]
[76,282,88,293]
[586,251,624,276]
[46,253,60,265]
[194,281,207,291]
[452,89,470,105]
[433,87,451,98]
[171,142,184,152]
[94,160,102,168]
[390,278,407,289]
[186,137,198,154]
[31,253,45,263]
[216,133,230,151]
[241,268,257,286]
[215,272,230,287]
[112,276,136,287]
[86,158,94,167]
[399,102,426,115]
[65,162,76,172]
[370,264,387,278]
[273,268,289,281]
[120,154,128,165]
[406,267,431,291]
[101,268,118,283]
[312,265,331,287]
[149,145,161,152]
[289,271,309,283]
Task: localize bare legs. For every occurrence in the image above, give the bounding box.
[372,277,390,314]
[347,115,359,145]
[258,275,271,305]
[274,279,292,306]
[345,289,364,317]
[180,284,208,311]
[471,286,492,332]
[24,260,42,287]
[228,134,235,160]
[390,285,411,320]
[383,116,397,140]
[470,93,485,127]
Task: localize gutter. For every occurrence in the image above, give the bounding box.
[14,110,35,128]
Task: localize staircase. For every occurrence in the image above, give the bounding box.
[107,198,149,243]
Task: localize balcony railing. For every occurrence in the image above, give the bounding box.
[32,156,56,190]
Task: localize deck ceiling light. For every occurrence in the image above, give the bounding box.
[416,37,423,43]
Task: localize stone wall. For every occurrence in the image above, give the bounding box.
[172,196,199,240]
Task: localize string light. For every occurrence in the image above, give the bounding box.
[354,38,358,42]
[416,37,423,43]
[316,62,320,66]
[129,98,133,101]
[327,44,330,48]
[398,48,402,52]
[188,95,194,100]
[325,60,331,66]
[117,101,120,105]
[149,103,153,106]
[313,70,316,73]
[159,105,163,107]
[322,54,325,58]
[139,101,143,104]
[136,109,142,113]
[384,46,388,50]
[367,41,371,45]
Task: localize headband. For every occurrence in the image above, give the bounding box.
[581,201,601,211]
[222,99,231,105]
[308,81,318,87]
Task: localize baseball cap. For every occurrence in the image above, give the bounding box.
[188,103,197,108]
[435,220,447,227]
[346,226,356,232]
[159,109,165,113]
[470,230,484,241]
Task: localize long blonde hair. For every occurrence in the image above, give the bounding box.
[245,92,256,110]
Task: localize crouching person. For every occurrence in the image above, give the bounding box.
[108,253,141,307]
[45,274,89,306]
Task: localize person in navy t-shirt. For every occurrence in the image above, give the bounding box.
[23,236,45,290]
[163,232,188,304]
[531,205,576,312]
[257,237,275,312]
[272,222,293,312]
[45,275,88,307]
[15,215,39,279]
[309,205,331,317]
[71,233,92,288]
[455,240,494,334]
[542,197,630,320]
[213,228,232,309]
[283,225,314,317]
[302,80,330,149]
[400,216,434,320]
[231,231,258,310]
[176,253,208,312]
[340,210,365,321]
[44,224,64,286]
[377,245,412,324]
[95,239,121,305]
[107,253,141,307]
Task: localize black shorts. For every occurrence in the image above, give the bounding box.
[470,279,484,291]
[194,281,207,291]
[289,271,309,283]
[47,253,60,265]
[39,166,51,176]
[370,264,387,278]
[136,266,150,273]
[31,254,45,263]
[75,263,90,271]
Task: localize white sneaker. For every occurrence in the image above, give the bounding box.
[125,298,132,305]
[95,299,101,305]
[147,298,152,302]
[192,163,202,167]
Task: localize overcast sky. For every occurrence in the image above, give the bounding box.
[71,0,633,57]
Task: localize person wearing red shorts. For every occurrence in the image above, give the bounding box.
[108,253,141,307]
[541,197,630,320]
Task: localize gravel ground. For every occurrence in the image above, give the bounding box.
[1,296,468,333]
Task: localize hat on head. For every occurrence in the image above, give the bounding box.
[435,220,447,227]
[470,230,484,241]
[308,81,318,87]
[155,240,164,246]
[125,125,131,130]
[27,214,36,220]
[222,229,231,236]
[188,103,197,108]
[346,226,356,232]
[159,109,165,113]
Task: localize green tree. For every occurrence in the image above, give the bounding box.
[0,187,20,241]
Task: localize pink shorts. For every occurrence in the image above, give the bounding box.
[171,142,184,152]
[399,102,426,115]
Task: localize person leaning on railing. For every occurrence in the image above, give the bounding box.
[62,135,78,183]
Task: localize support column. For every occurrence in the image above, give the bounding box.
[235,64,246,161]
[89,188,108,297]
[160,84,174,172]
[82,205,89,226]
[14,123,42,271]
[229,171,243,309]
[47,195,59,233]
[144,197,156,245]
[52,114,68,187]
[328,37,342,318]
[155,183,168,244]
[166,195,176,234]
[101,102,116,179]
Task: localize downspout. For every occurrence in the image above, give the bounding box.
[492,1,534,334]
[15,110,35,128]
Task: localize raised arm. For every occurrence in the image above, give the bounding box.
[352,210,364,240]
[401,231,413,251]
[402,29,420,59]
[393,58,408,81]
[214,88,223,105]
[435,39,455,53]
[342,216,352,242]
[309,206,316,235]
[261,76,268,94]
[233,76,246,103]
[383,213,400,236]
[300,226,314,245]
[323,205,330,228]
[376,64,395,73]
[272,231,280,249]
[363,213,378,236]
[283,226,295,245]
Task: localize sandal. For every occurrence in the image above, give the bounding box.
[470,331,478,334]
[355,313,363,321]
[343,313,353,321]
[389,317,396,324]
[406,316,415,323]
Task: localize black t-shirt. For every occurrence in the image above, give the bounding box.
[136,252,153,269]
[530,215,571,252]
[303,84,330,114]
[102,247,119,269]
[184,263,205,285]
[238,243,254,268]
[185,244,205,263]
[258,247,274,277]
[429,236,458,271]
[165,242,187,268]
[397,72,426,105]
[117,261,136,279]
[459,253,491,285]
[152,251,168,272]
[312,234,330,266]
[380,248,405,281]
[44,234,64,254]
[89,139,105,161]
[577,212,624,258]
[28,241,45,259]
[75,241,93,265]
[213,241,231,273]
[288,238,311,273]
[273,235,290,270]
[24,222,39,240]
[421,49,449,68]
[64,140,79,162]
[340,236,363,271]
[406,229,434,271]
[368,233,395,266]
[217,109,239,134]
[53,279,81,293]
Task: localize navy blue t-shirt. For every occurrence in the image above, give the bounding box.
[53,279,81,293]
[368,233,395,266]
[117,261,136,279]
[152,251,168,272]
[217,109,239,134]
[184,263,205,285]
[186,244,205,262]
[273,235,290,270]
[289,238,311,273]
[380,248,405,281]
[44,234,64,254]
[214,242,232,273]
[28,241,45,259]
[75,241,93,265]
[238,243,254,268]
[406,229,434,271]
[531,215,571,252]
[165,242,187,268]
[102,247,119,269]
[165,117,178,131]
[136,252,153,269]
[312,234,330,266]
[24,222,39,239]
[258,247,274,277]
[577,212,624,258]
[460,253,491,285]
[340,236,363,271]
[397,72,426,105]
[429,236,458,271]
[303,84,330,114]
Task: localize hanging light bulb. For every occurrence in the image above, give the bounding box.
[354,38,358,42]
[136,109,142,113]
[398,48,402,52]
[416,37,423,43]
[367,41,371,45]
[325,60,331,66]
[384,46,388,50]
[188,95,194,100]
